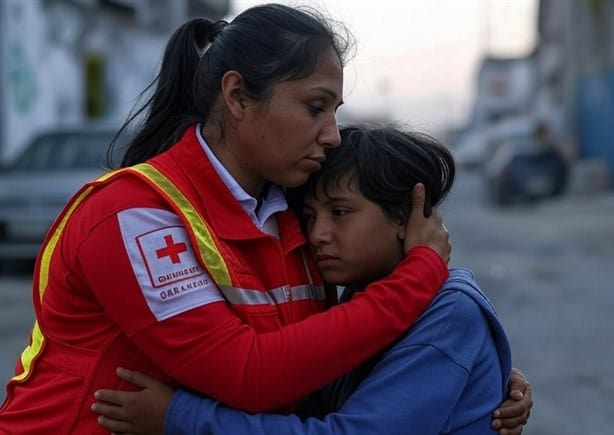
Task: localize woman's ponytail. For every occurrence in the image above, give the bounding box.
[114,18,220,166]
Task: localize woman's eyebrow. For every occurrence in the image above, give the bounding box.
[311,86,343,105]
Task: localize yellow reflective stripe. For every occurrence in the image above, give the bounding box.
[13,171,119,383]
[130,163,232,287]
[37,177,111,299]
[12,321,44,382]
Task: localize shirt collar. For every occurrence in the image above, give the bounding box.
[195,125,287,228]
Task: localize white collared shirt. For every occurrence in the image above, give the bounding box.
[195,126,287,238]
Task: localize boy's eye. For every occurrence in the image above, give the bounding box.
[301,211,315,224]
[301,213,315,232]
[332,208,349,217]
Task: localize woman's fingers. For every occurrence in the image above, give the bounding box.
[410,183,426,218]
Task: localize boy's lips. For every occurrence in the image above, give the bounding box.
[314,254,339,266]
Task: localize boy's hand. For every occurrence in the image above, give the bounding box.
[404,183,451,263]
[492,368,533,434]
[91,367,175,435]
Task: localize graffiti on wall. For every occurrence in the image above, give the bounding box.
[8,41,38,116]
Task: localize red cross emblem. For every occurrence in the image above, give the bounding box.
[156,234,187,264]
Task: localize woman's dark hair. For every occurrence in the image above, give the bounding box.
[289,124,456,224]
[110,3,353,167]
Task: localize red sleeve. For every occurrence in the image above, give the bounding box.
[80,213,447,412]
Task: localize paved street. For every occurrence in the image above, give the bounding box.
[443,171,614,435]
[1,170,613,434]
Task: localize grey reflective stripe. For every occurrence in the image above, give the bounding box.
[219,284,326,306]
[290,284,327,302]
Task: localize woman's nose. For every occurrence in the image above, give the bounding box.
[318,114,341,149]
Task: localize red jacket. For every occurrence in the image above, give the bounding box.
[0,126,448,434]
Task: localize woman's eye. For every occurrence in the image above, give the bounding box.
[332,209,349,217]
[308,104,325,114]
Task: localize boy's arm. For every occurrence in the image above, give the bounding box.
[164,344,470,435]
[93,344,469,435]
[93,364,531,435]
[159,368,532,435]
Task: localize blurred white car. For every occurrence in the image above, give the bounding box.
[452,130,491,168]
[483,135,569,206]
[452,117,539,169]
[0,125,126,263]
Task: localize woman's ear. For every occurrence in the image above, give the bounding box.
[221,70,246,120]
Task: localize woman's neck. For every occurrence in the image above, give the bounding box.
[200,124,265,198]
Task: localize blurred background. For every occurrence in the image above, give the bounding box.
[0,1,613,434]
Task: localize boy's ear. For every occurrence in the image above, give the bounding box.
[221,70,247,120]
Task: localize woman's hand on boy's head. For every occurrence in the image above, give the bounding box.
[91,367,174,435]
[404,183,451,263]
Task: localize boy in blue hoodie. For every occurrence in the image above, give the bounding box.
[93,125,531,434]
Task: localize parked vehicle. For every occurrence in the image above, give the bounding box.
[0,125,127,264]
[483,136,569,206]
[452,117,539,169]
[451,129,490,169]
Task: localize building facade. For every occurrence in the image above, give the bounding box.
[0,0,230,162]
[458,0,614,185]
[537,0,614,181]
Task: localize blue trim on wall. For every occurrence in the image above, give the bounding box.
[576,70,614,185]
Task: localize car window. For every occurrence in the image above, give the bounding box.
[510,155,534,166]
[68,134,114,169]
[13,136,57,170]
[11,131,119,171]
[52,136,83,168]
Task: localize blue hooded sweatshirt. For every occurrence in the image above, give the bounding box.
[165,268,512,434]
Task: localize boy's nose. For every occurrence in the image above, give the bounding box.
[308,219,333,245]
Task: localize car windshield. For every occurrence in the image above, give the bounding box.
[10,131,120,172]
